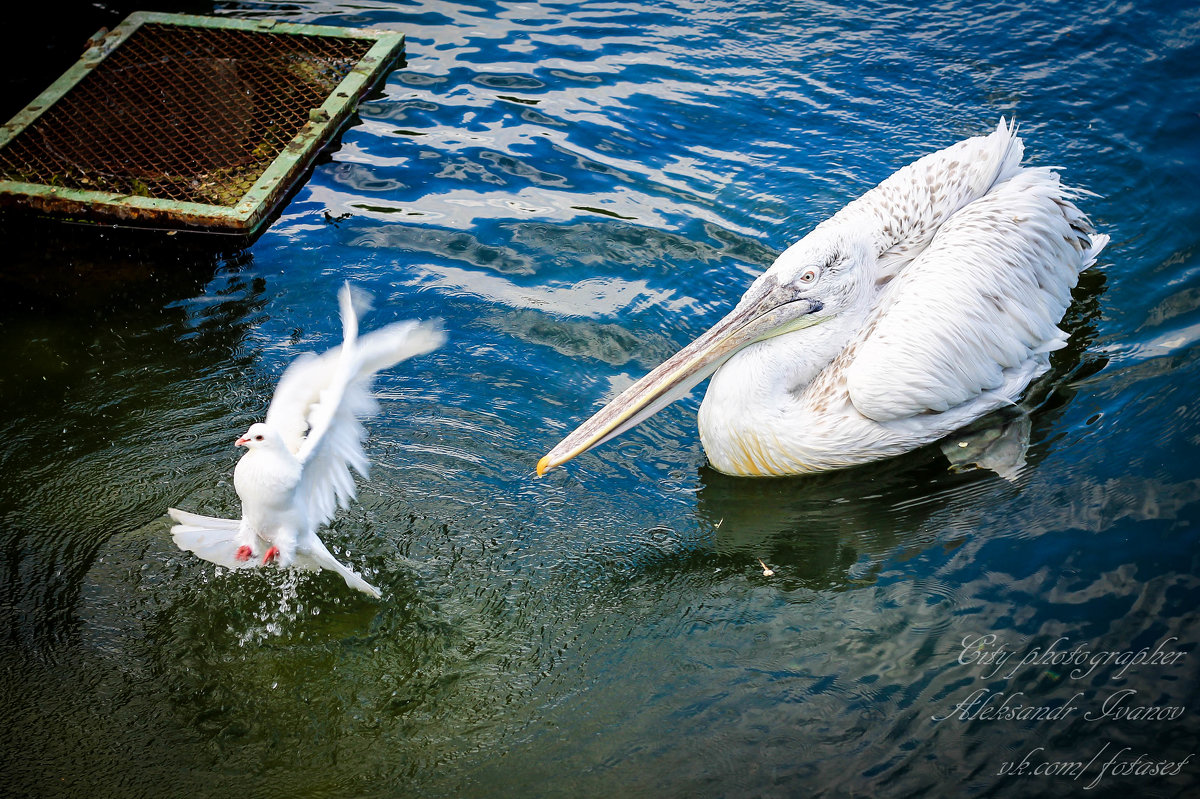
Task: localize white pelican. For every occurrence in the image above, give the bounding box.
[537,119,1107,477]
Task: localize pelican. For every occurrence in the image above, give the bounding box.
[537,119,1107,477]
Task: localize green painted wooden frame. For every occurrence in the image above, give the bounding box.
[0,12,405,235]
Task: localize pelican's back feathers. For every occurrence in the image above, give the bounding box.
[844,166,1106,423]
[828,118,1025,280]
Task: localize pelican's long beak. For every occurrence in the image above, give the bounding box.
[537,279,823,475]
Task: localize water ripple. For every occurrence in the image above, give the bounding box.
[4,0,1199,797]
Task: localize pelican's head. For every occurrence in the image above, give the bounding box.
[537,229,876,475]
[236,422,283,450]
[761,228,875,318]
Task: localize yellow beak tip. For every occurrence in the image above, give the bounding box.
[536,455,551,477]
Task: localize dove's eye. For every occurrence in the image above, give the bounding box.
[254,435,264,441]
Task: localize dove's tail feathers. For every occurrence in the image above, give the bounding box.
[297,538,383,599]
[168,508,255,571]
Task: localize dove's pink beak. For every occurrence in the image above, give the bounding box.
[235,436,250,447]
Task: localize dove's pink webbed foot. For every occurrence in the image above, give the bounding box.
[235,546,252,561]
[262,546,280,565]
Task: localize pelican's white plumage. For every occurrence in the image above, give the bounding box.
[538,119,1107,477]
[169,283,445,597]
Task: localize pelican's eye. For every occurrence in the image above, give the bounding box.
[798,268,819,284]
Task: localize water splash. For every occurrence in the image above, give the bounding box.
[233,569,311,646]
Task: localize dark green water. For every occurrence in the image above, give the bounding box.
[2,1,1199,797]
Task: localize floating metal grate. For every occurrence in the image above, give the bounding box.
[0,12,404,235]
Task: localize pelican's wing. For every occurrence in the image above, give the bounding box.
[844,167,1107,423]
[292,284,446,529]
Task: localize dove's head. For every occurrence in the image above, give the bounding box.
[236,422,282,450]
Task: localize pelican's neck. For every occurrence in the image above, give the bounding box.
[710,307,862,406]
[697,296,871,476]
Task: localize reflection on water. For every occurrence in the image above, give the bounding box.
[2,0,1200,797]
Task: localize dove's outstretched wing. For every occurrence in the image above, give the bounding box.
[266,283,445,531]
[263,286,372,454]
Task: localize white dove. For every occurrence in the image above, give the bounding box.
[169,282,445,598]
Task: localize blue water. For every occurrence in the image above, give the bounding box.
[2,0,1199,796]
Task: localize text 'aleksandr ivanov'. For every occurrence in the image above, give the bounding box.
[931,633,1192,790]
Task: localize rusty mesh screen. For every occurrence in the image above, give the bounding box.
[0,23,373,207]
